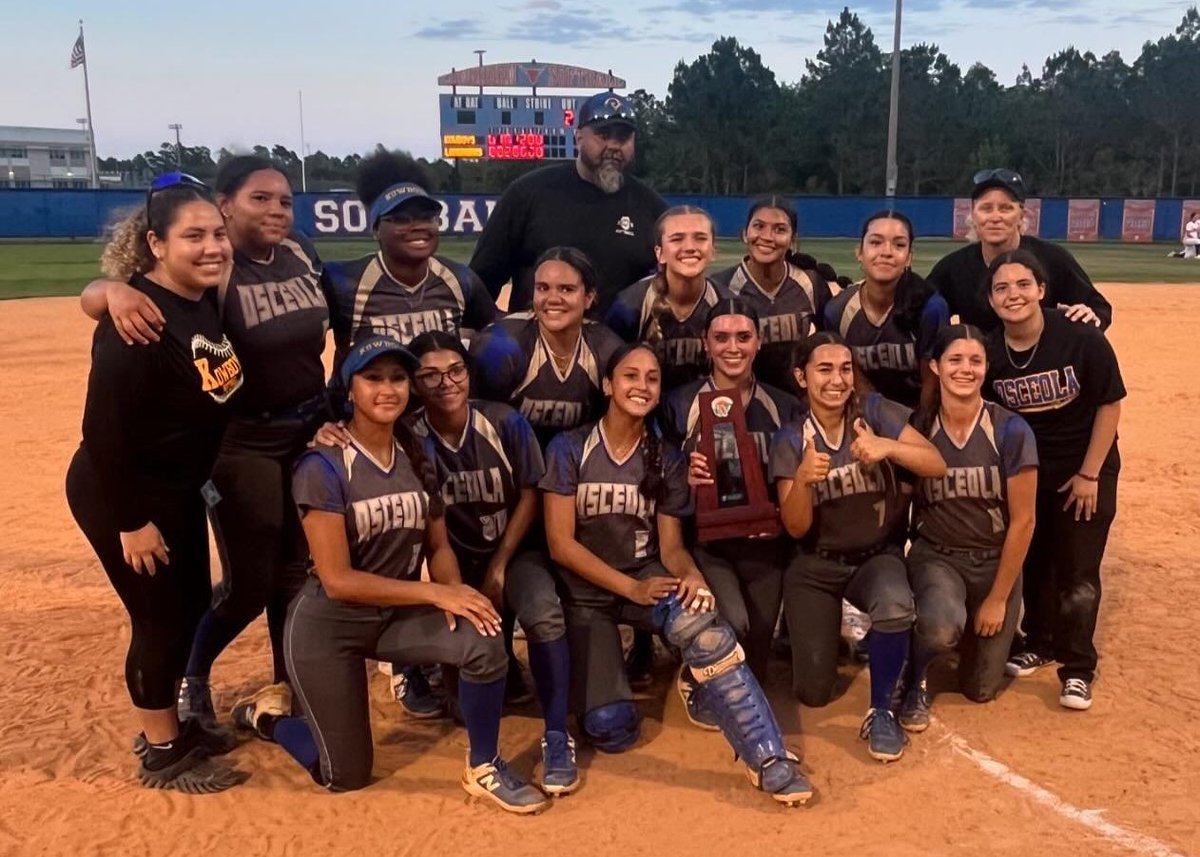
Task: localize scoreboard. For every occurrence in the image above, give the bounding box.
[439,93,581,161]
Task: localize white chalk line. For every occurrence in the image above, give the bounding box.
[935,720,1190,857]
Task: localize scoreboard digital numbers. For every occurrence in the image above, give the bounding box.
[439,94,579,161]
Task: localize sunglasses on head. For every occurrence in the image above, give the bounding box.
[146,171,210,218]
[972,168,1024,188]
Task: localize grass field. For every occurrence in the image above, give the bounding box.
[0,237,1196,300]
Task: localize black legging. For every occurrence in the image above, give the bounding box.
[186,417,312,683]
[66,451,211,709]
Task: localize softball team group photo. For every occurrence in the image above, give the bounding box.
[66,91,1126,814]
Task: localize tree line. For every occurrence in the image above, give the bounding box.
[98,6,1200,198]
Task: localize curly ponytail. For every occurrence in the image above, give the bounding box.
[394,418,446,520]
[100,207,154,281]
[638,426,666,505]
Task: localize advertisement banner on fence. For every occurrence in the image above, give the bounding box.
[308,195,497,236]
[1180,200,1200,239]
[1022,198,1042,238]
[953,198,972,240]
[1067,199,1100,241]
[1122,200,1156,242]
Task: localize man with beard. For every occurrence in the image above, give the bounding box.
[470,92,668,315]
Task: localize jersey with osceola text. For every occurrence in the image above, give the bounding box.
[915,402,1037,551]
[413,400,545,564]
[470,313,623,449]
[292,438,430,581]
[712,260,832,392]
[219,233,330,417]
[541,422,691,584]
[824,281,949,408]
[604,275,722,391]
[660,377,800,498]
[769,392,912,554]
[325,252,496,369]
[984,309,1125,481]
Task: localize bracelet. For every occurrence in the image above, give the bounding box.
[1076,472,1099,482]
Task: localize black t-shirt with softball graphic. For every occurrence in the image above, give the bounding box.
[915,402,1038,551]
[292,438,429,582]
[413,400,545,564]
[468,162,668,314]
[541,421,692,600]
[769,393,912,555]
[712,260,833,393]
[660,376,801,495]
[79,274,244,531]
[984,309,1125,482]
[470,313,623,450]
[221,233,330,416]
[604,275,723,392]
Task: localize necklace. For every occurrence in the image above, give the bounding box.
[542,331,580,373]
[1004,337,1040,370]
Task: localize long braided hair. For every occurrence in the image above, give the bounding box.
[393,417,446,520]
[644,205,715,345]
[603,343,666,505]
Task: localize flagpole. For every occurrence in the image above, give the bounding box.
[79,20,99,189]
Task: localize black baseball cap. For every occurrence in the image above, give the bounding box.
[577,92,636,131]
[340,336,420,388]
[971,168,1026,202]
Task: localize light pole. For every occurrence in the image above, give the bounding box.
[168,123,183,169]
[298,90,308,192]
[885,0,902,198]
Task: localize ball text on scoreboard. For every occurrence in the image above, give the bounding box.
[439,93,579,161]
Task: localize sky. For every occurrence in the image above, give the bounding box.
[0,0,1190,161]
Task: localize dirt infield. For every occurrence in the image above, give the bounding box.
[1,285,1196,857]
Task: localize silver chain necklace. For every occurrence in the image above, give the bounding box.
[1004,337,1040,371]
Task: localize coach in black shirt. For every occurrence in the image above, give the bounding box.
[926,169,1112,332]
[469,92,668,314]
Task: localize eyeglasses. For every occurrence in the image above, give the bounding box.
[146,171,210,218]
[414,363,468,389]
[972,168,1024,190]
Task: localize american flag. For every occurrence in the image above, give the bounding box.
[69,34,85,69]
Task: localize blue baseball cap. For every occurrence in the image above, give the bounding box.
[577,92,637,130]
[367,182,442,228]
[340,336,421,388]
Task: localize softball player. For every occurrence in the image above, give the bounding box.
[770,332,945,762]
[471,246,624,449]
[66,175,246,792]
[604,206,723,391]
[325,151,496,390]
[541,344,813,806]
[982,250,1125,710]
[80,156,333,732]
[901,324,1038,731]
[711,197,834,392]
[824,211,949,410]
[235,336,548,812]
[660,299,800,689]
[407,331,578,795]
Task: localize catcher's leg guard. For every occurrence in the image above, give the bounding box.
[655,595,814,805]
[581,701,640,753]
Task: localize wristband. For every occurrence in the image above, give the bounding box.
[1076,472,1099,482]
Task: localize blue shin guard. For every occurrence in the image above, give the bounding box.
[655,595,813,805]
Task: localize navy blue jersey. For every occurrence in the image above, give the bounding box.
[769,393,912,554]
[470,313,623,449]
[712,260,832,392]
[220,233,330,416]
[824,282,949,408]
[604,275,723,391]
[413,400,545,563]
[915,402,1038,551]
[326,252,496,366]
[541,422,691,575]
[660,377,800,493]
[292,438,430,581]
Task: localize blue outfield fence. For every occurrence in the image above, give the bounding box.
[0,189,1192,242]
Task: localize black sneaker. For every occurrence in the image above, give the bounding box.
[1059,678,1093,711]
[899,679,931,733]
[1004,651,1054,678]
[137,720,248,793]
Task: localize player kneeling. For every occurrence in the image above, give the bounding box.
[541,344,812,806]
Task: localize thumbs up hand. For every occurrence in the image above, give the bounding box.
[797,421,831,485]
[850,417,888,466]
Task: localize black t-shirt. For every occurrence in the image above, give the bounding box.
[468,162,668,314]
[79,274,244,530]
[984,309,1125,481]
[926,235,1112,332]
[221,233,329,416]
